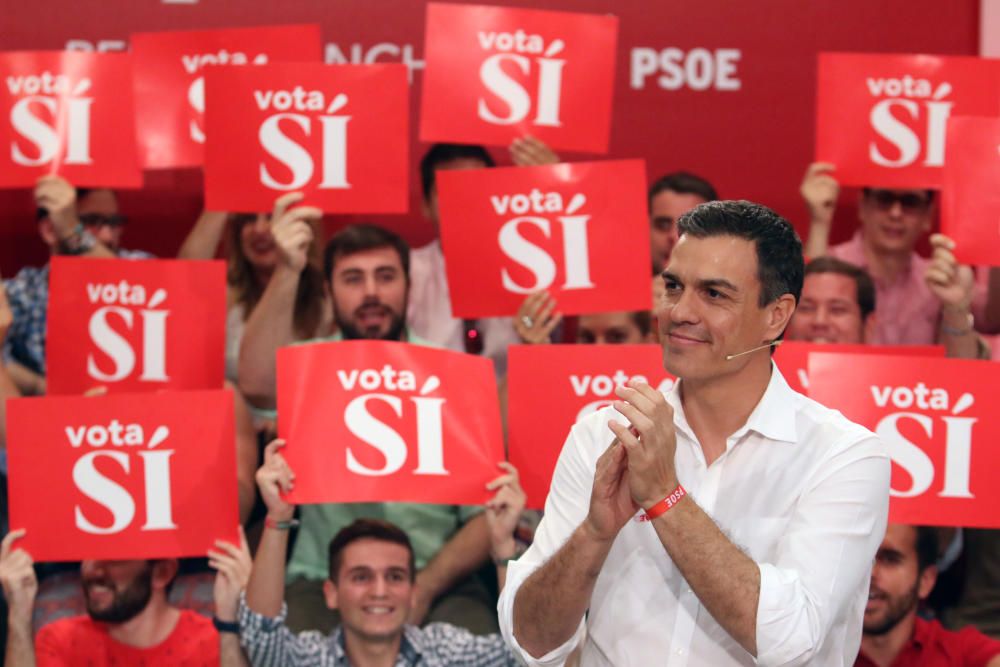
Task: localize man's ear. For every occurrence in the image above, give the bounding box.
[918,565,938,601]
[322,578,339,611]
[765,294,797,342]
[37,219,57,248]
[152,559,179,592]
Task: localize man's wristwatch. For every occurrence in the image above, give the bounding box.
[58,224,97,256]
[212,616,240,635]
[492,542,527,567]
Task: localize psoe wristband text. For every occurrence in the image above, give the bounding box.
[637,484,687,522]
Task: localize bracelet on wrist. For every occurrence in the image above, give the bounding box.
[264,515,299,530]
[941,311,974,337]
[491,541,525,566]
[637,484,687,522]
[212,616,240,635]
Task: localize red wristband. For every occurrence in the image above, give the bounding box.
[638,484,686,522]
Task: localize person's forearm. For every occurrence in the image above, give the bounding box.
[230,384,259,523]
[804,219,832,260]
[237,266,300,409]
[6,363,44,396]
[5,610,36,667]
[178,211,228,260]
[651,495,760,656]
[245,525,292,618]
[941,305,981,360]
[513,522,614,658]
[417,514,491,600]
[219,634,249,667]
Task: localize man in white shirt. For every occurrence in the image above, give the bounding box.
[499,200,891,666]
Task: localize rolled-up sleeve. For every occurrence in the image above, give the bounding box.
[238,593,330,667]
[499,414,618,665]
[755,434,890,666]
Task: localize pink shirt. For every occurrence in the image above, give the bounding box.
[830,232,940,345]
[407,240,520,376]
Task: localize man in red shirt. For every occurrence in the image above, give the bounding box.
[856,524,1000,667]
[0,528,251,666]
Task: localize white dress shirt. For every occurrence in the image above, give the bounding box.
[498,365,890,667]
[407,239,520,377]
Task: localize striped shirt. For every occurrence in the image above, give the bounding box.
[238,597,517,667]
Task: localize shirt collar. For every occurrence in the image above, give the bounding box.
[330,625,425,665]
[400,625,427,662]
[666,361,799,446]
[910,616,932,650]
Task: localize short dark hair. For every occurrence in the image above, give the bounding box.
[804,256,876,321]
[420,143,496,202]
[648,172,718,213]
[327,519,416,583]
[677,200,804,307]
[630,310,652,336]
[914,526,939,573]
[323,224,410,283]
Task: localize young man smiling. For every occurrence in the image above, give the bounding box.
[239,440,525,666]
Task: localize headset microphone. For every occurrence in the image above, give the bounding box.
[725,339,782,361]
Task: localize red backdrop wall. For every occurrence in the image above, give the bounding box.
[0,1,979,274]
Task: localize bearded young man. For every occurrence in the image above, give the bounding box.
[0,529,251,666]
[237,212,506,636]
[857,525,1000,667]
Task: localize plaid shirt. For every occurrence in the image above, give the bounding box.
[238,597,518,667]
[3,250,151,375]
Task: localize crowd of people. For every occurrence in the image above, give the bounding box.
[0,131,996,666]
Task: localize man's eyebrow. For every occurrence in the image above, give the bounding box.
[661,272,739,293]
[698,278,739,293]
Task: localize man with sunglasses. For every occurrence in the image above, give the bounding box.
[2,175,151,396]
[800,163,988,347]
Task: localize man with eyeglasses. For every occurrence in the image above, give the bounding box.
[2,175,151,396]
[799,162,991,347]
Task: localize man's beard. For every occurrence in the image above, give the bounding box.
[864,580,920,636]
[336,297,407,341]
[83,564,154,624]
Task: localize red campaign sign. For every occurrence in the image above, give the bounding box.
[203,63,409,213]
[808,352,1000,528]
[437,160,650,318]
[6,390,239,561]
[775,341,944,395]
[46,257,226,395]
[0,51,141,188]
[815,53,1000,188]
[131,25,322,169]
[941,116,1000,266]
[276,340,505,505]
[419,3,618,154]
[507,344,673,509]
